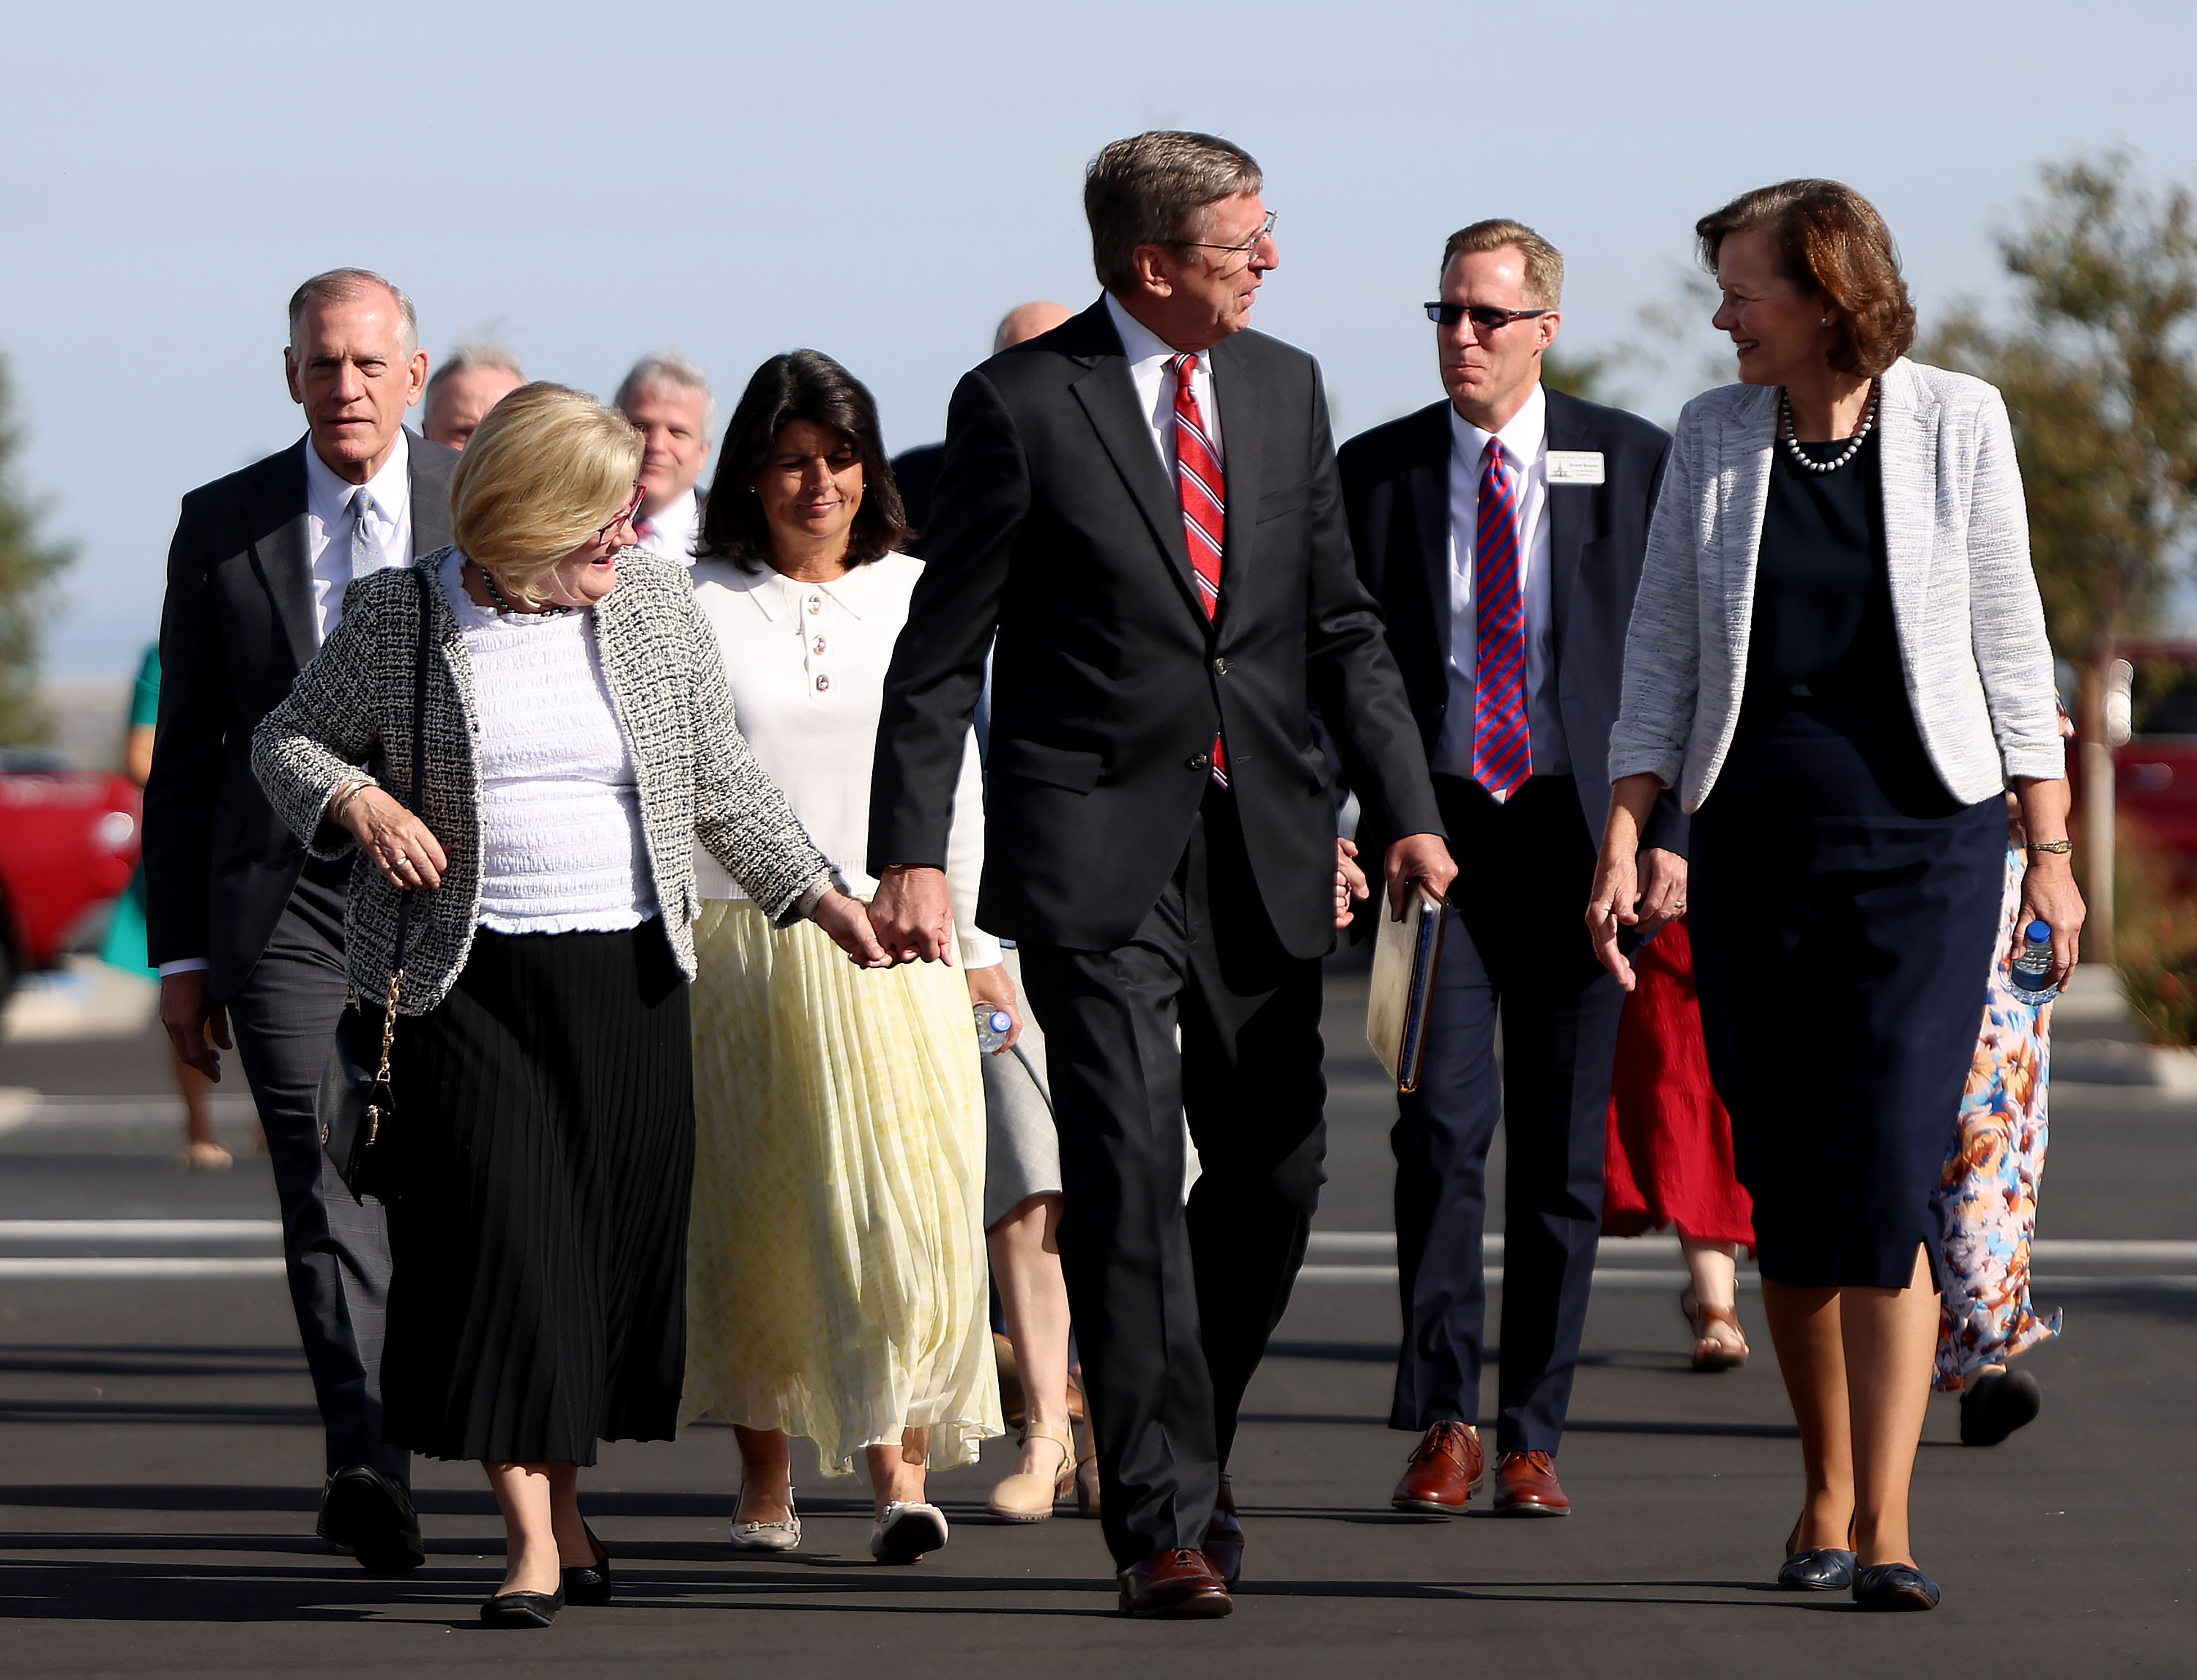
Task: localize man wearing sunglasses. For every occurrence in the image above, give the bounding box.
[1337,220,1681,1525]
[870,130,1451,1618]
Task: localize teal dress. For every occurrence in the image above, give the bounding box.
[97,645,161,975]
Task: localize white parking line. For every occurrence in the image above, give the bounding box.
[0,1220,283,1241]
[0,1258,286,1279]
[1304,1232,2197,1264]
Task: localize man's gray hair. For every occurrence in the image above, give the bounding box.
[424,340,525,404]
[287,267,418,356]
[615,352,716,439]
[1084,131,1263,296]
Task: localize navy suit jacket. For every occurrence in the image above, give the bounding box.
[1337,387,1684,860]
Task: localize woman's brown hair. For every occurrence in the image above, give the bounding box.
[1696,179,1917,378]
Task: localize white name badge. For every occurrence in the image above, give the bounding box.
[1546,450,1605,486]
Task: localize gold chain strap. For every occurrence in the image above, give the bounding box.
[374,969,404,1085]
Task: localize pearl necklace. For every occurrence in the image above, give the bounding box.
[478,564,573,617]
[1777,382,1878,475]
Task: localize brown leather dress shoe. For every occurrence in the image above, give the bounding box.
[1491,1451,1570,1517]
[1391,1421,1485,1515]
[1203,1473,1244,1585]
[1118,1547,1233,1618]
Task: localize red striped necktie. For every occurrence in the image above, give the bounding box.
[1471,437,1531,803]
[1171,352,1227,789]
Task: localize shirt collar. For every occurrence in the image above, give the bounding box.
[1449,382,1547,477]
[732,560,882,623]
[1105,292,1211,379]
[303,426,411,524]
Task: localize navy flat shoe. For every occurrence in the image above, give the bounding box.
[1960,1369,2042,1446]
[562,1521,611,1607]
[1853,1562,1940,1610]
[1777,1547,1857,1591]
[481,1584,565,1627]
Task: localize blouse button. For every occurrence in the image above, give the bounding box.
[812,635,827,655]
[806,594,823,615]
[814,674,831,693]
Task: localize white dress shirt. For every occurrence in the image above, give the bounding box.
[1430,382,1569,781]
[1105,293,1223,477]
[633,486,700,565]
[690,554,1002,969]
[303,428,414,644]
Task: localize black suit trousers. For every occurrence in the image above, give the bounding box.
[1390,774,1622,1454]
[1019,787,1327,1569]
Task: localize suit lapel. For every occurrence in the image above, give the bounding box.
[1873,358,1936,640]
[1211,335,1263,629]
[1408,406,1452,659]
[1720,387,1777,686]
[1542,389,1588,655]
[253,438,316,673]
[407,428,454,553]
[1066,316,1206,626]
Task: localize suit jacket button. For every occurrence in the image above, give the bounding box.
[1213,657,1229,675]
[1187,752,1209,770]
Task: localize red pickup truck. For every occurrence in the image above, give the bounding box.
[0,754,143,1000]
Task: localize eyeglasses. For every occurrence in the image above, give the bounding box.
[1175,209,1279,266]
[1424,302,1555,332]
[595,483,644,542]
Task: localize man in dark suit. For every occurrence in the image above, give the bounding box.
[869,132,1453,1618]
[1339,220,1682,1521]
[146,268,457,1572]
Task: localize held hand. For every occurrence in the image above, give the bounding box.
[868,865,956,966]
[158,970,231,1083]
[964,962,1022,1052]
[1383,833,1458,921]
[341,786,448,891]
[1635,848,1689,934]
[1334,836,1370,930]
[2016,854,2085,992]
[1586,841,1642,992]
[813,888,893,969]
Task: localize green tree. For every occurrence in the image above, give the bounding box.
[0,354,78,746]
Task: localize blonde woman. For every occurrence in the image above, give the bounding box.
[681,351,1003,1564]
[253,383,887,1628]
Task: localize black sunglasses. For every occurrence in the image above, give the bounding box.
[1424,302,1555,332]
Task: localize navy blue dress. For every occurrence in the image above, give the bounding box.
[1688,431,2004,1290]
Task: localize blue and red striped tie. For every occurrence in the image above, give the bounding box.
[1172,353,1227,788]
[1471,438,1531,802]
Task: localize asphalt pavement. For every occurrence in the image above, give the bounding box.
[2,960,2192,1677]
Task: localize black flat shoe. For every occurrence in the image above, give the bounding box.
[1960,1369,2042,1446]
[562,1521,612,1606]
[1853,1562,1941,1611]
[317,1465,426,1575]
[481,1585,565,1627]
[1777,1547,1857,1591]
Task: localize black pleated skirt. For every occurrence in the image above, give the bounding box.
[1689,706,2004,1290]
[380,919,694,1465]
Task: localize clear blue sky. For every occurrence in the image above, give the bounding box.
[10,0,2196,675]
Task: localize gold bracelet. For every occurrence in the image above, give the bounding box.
[2025,839,2073,855]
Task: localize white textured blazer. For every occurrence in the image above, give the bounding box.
[1607,357,2064,811]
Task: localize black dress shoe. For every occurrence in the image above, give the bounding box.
[1960,1369,2042,1446]
[1777,1547,1857,1591]
[562,1521,612,1606]
[481,1584,565,1628]
[1853,1562,1941,1611]
[317,1465,425,1574]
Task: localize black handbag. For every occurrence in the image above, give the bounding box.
[316,566,434,1203]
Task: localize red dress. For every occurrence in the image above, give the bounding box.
[1602,920,1755,1249]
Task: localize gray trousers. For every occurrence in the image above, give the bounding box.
[224,869,405,1482]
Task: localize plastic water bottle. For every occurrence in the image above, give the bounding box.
[974,1005,1013,1055]
[2007,921,2059,1007]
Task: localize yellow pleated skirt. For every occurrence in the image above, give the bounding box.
[681,899,1002,1475]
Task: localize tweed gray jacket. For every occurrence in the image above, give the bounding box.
[251,547,836,1014]
[1608,357,2064,811]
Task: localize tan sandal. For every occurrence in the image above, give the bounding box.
[986,1421,1074,1522]
[1680,1286,1749,1372]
